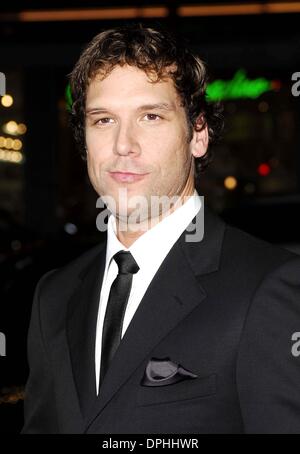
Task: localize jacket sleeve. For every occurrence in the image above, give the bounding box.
[21,270,59,434]
[236,255,300,433]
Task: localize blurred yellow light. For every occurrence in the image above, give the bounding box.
[6,121,18,134]
[12,151,23,163]
[0,136,5,147]
[0,148,23,164]
[17,123,27,134]
[224,176,237,190]
[1,94,13,107]
[258,101,269,112]
[12,139,22,150]
[5,137,13,149]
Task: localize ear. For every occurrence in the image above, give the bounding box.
[189,115,209,159]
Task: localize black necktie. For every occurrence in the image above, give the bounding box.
[99,250,140,389]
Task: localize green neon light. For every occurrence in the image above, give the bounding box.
[206,69,274,101]
[65,83,73,112]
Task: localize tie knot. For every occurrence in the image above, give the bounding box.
[113,251,140,275]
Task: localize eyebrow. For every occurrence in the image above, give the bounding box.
[86,102,176,115]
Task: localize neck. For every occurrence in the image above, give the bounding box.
[115,180,195,248]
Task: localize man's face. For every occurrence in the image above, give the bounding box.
[85,64,201,222]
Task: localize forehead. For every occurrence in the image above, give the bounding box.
[86,64,182,106]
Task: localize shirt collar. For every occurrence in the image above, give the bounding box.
[105,190,201,272]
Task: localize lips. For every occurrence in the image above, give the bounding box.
[108,171,149,183]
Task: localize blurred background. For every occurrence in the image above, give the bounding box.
[1,0,300,433]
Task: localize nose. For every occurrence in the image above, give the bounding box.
[113,121,141,157]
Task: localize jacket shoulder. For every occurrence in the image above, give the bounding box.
[36,240,106,300]
[223,221,296,272]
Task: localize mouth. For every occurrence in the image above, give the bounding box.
[108,171,149,183]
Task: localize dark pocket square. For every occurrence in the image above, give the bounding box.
[141,357,198,387]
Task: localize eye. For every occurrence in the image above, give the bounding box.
[95,117,114,125]
[144,113,161,121]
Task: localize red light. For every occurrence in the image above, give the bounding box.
[257,163,271,176]
[271,80,282,91]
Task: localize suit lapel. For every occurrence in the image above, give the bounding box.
[84,205,226,430]
[66,242,107,420]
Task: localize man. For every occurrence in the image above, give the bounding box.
[22,23,300,434]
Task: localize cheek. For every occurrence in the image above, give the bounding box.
[86,156,98,188]
[160,136,189,171]
[86,132,111,172]
[85,126,95,148]
[86,126,112,153]
[86,151,105,185]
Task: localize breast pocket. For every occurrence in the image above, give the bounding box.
[137,373,217,407]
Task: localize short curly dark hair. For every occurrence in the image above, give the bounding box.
[69,22,223,176]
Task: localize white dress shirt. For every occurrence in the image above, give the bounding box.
[95,190,202,394]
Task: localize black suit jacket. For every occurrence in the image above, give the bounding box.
[22,207,300,433]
